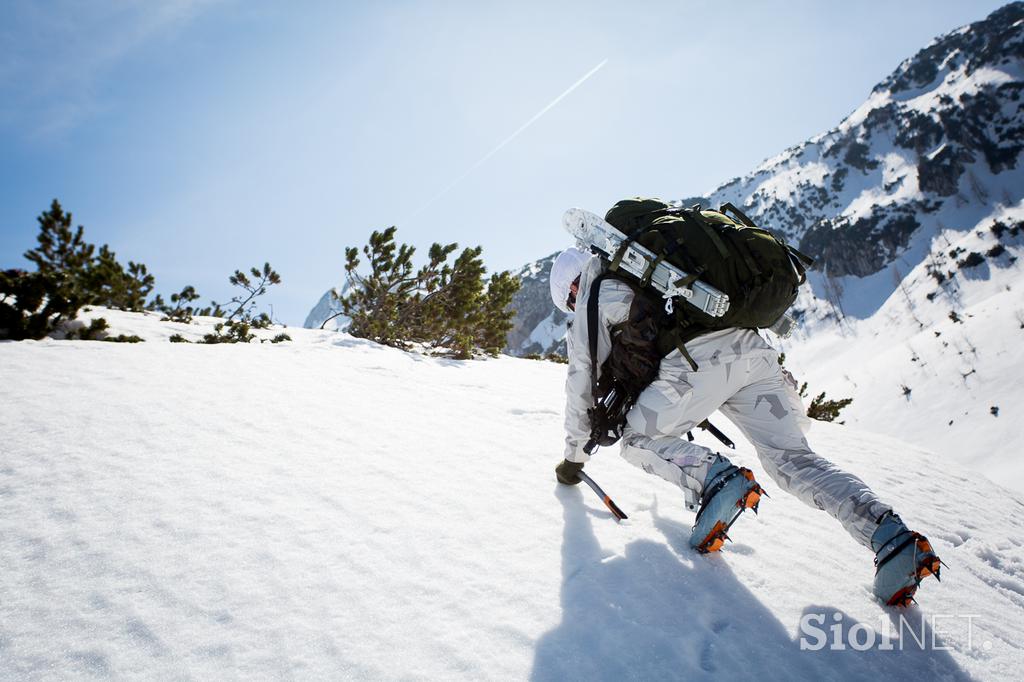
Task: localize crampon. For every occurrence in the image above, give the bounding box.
[872,513,943,607]
[689,463,765,554]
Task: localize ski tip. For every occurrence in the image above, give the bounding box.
[562,207,586,231]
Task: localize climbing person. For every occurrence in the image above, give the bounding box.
[551,198,941,606]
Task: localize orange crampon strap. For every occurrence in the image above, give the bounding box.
[737,469,764,512]
[915,536,943,581]
[882,535,943,606]
[695,521,730,553]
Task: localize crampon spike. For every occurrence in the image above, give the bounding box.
[919,556,942,581]
[695,521,729,554]
[887,585,918,607]
[738,485,763,511]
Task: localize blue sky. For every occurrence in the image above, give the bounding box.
[0,0,1007,325]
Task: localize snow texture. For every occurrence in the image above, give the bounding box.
[2,312,1023,680]
[781,204,1024,489]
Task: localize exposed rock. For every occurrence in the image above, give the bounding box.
[504,252,570,357]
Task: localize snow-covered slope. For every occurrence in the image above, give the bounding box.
[2,313,1023,679]
[780,205,1024,484]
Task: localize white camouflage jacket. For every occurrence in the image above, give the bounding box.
[562,256,781,463]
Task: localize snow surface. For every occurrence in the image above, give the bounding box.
[783,203,1024,491]
[2,313,1024,680]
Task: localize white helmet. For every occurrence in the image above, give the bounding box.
[549,247,591,313]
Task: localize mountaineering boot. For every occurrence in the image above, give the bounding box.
[871,511,942,606]
[689,455,765,553]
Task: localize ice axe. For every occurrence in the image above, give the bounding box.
[687,419,735,449]
[577,471,628,521]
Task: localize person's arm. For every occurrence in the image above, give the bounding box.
[562,265,634,463]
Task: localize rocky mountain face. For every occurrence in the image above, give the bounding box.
[702,1,1023,279]
[503,2,1024,356]
[505,253,570,357]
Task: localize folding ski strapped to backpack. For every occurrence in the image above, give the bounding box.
[581,197,813,453]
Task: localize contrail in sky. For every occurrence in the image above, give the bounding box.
[409,58,608,219]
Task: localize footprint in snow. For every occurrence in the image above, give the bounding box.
[700,621,730,672]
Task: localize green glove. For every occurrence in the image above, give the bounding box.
[556,459,584,485]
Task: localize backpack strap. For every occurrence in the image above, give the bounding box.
[673,337,699,373]
[786,245,815,284]
[683,210,732,261]
[788,245,814,268]
[611,203,694,273]
[639,252,665,287]
[719,201,815,281]
[719,202,757,228]
[661,322,700,372]
[609,221,656,272]
[586,273,612,396]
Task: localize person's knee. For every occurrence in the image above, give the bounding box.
[622,429,716,471]
[625,402,697,440]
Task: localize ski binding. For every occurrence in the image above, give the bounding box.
[562,207,730,318]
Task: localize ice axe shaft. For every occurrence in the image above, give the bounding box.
[577,471,628,521]
[699,419,735,449]
[687,419,735,449]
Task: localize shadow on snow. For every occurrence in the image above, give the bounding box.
[531,486,970,682]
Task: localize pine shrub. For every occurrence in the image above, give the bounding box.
[160,286,202,323]
[778,354,854,423]
[805,391,854,422]
[340,227,519,358]
[25,200,155,311]
[0,269,83,340]
[65,317,110,340]
[201,320,256,344]
[216,263,281,322]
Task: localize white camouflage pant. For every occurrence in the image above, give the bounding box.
[620,330,891,549]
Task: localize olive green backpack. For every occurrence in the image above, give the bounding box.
[581,197,813,453]
[602,197,812,362]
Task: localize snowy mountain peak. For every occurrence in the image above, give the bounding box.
[874,2,1024,99]
[303,282,350,331]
